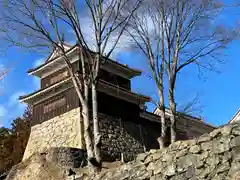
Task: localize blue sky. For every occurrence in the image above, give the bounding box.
[117,39,240,127]
[0,0,240,128]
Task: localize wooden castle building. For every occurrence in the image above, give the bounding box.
[20,44,215,163]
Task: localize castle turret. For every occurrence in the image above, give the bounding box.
[20,44,214,163]
[20,44,151,161]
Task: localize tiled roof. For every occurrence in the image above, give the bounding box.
[152,107,216,129]
[27,44,142,76]
[19,78,151,104]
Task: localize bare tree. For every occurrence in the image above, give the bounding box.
[161,0,237,143]
[127,2,167,148]
[0,68,8,81]
[0,0,142,172]
[178,93,203,117]
[128,0,238,143]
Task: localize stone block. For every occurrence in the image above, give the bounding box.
[230,136,240,148]
[23,108,82,160]
[177,154,203,172]
[232,126,240,136]
[198,133,211,143]
[189,145,201,154]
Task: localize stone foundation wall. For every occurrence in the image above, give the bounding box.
[23,107,211,164]
[8,123,240,180]
[23,108,84,160]
[83,123,240,180]
[23,109,150,162]
[46,147,87,168]
[99,114,146,162]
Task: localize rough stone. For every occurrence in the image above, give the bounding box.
[175,149,188,158]
[232,125,240,136]
[24,109,146,163]
[231,147,240,161]
[161,153,174,162]
[169,141,182,151]
[189,145,201,154]
[199,151,209,160]
[206,154,220,166]
[152,151,163,161]
[230,136,240,147]
[222,151,232,163]
[177,154,203,172]
[164,163,176,177]
[210,128,222,138]
[212,139,230,154]
[228,162,240,177]
[8,123,240,180]
[23,108,83,160]
[216,162,230,173]
[201,141,213,151]
[136,153,148,162]
[222,125,233,136]
[198,133,211,143]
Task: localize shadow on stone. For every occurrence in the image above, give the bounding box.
[47,147,87,168]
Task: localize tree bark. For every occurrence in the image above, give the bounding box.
[168,87,176,143]
[157,21,166,148]
[92,82,101,171]
[65,51,96,172]
[157,103,166,148]
[82,104,95,173]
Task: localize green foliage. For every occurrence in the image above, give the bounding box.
[0,127,11,137]
[0,106,32,175]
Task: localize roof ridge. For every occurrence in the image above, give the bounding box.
[28,44,142,76]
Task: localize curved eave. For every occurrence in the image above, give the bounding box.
[19,79,150,105]
[27,45,142,79]
[19,78,72,103]
[27,45,78,76]
[228,108,240,124]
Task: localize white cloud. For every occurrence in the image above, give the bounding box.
[0,105,7,127]
[0,105,6,118]
[72,1,158,59]
[33,58,45,68]
[0,92,27,125]
[33,76,40,90]
[32,58,44,89]
[8,91,26,107]
[66,40,76,46]
[8,91,27,119]
[76,15,133,59]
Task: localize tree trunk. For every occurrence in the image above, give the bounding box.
[156,62,166,148]
[168,88,176,143]
[82,104,96,173]
[156,84,166,149]
[61,55,97,172]
[92,82,102,171]
[157,105,166,149]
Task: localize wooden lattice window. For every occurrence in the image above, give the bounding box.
[50,70,68,85]
[43,97,66,114]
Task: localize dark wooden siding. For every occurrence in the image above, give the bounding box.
[97,91,139,119]
[32,88,79,126]
[41,61,130,90]
[98,69,131,90]
[33,78,132,126]
[41,61,80,88]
